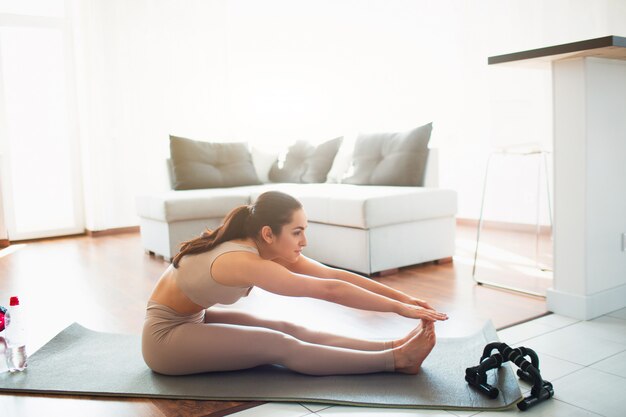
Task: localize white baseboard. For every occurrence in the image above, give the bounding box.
[87,226,140,237]
[547,283,626,320]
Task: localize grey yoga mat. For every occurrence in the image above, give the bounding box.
[0,322,522,411]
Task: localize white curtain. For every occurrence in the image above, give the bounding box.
[0,0,84,240]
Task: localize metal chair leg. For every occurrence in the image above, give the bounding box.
[472,153,492,278]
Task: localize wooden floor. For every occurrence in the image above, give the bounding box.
[0,223,549,416]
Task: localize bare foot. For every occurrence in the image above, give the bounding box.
[393,325,436,374]
[391,322,423,348]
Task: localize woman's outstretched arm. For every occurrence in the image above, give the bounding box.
[212,252,447,322]
[276,255,436,311]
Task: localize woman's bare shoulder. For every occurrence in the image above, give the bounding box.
[211,250,282,286]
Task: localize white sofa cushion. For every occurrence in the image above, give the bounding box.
[136,187,257,222]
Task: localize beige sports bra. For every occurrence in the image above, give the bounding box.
[170,241,257,308]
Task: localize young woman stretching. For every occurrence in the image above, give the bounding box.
[142,191,448,376]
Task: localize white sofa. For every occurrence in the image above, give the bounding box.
[136,150,457,275]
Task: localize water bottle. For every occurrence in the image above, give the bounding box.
[4,296,27,372]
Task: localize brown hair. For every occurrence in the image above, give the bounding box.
[172,191,303,268]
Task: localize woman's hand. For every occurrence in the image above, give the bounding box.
[399,303,448,322]
[405,296,434,311]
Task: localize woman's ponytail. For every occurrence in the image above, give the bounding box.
[172,205,251,268]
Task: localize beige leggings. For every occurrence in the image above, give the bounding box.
[142,301,395,376]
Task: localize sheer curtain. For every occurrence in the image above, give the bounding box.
[0,0,84,240]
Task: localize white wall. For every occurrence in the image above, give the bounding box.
[70,0,626,231]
